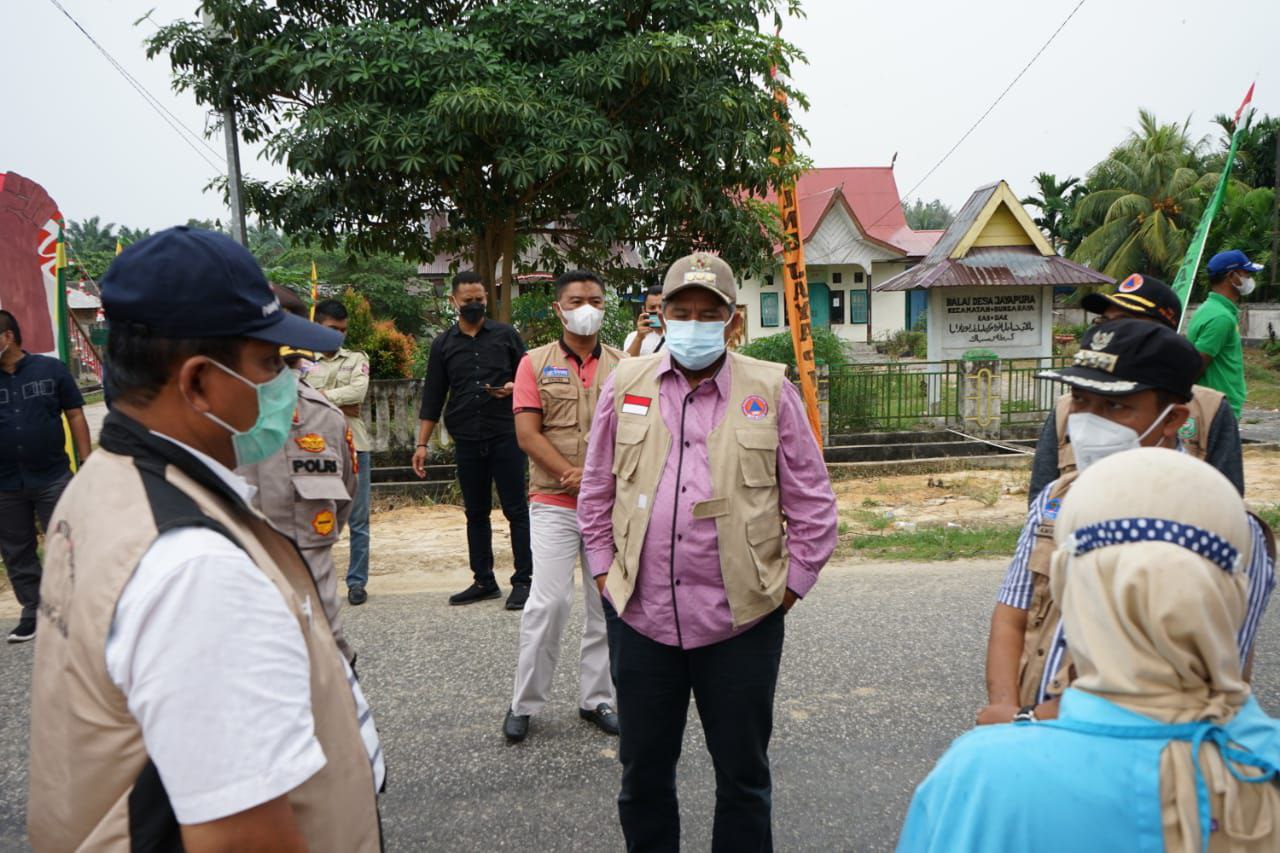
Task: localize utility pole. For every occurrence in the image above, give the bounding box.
[1272,127,1278,291]
[222,105,247,247]
[203,10,247,246]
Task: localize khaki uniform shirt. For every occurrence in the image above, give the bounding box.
[308,348,372,452]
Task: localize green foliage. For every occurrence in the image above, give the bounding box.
[511,284,633,350]
[65,216,118,254]
[337,288,377,352]
[1207,109,1279,190]
[1021,172,1087,254]
[738,328,850,368]
[1071,110,1214,281]
[148,0,808,322]
[876,329,926,359]
[902,198,954,231]
[367,320,417,379]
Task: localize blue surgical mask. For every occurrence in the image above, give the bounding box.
[202,360,299,467]
[664,318,729,371]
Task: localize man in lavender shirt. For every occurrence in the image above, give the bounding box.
[578,252,837,852]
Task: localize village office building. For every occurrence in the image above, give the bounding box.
[737,167,944,348]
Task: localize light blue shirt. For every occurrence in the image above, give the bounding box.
[898,690,1280,852]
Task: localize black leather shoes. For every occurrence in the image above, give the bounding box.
[348,584,367,606]
[504,709,530,742]
[450,582,501,606]
[579,703,620,736]
[505,583,530,610]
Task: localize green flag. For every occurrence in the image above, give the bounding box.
[1172,83,1254,331]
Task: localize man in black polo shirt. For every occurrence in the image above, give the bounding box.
[0,309,91,642]
[412,272,533,609]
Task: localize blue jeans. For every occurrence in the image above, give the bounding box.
[346,450,371,589]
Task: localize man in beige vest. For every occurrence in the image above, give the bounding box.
[504,270,623,742]
[577,253,838,851]
[1027,273,1242,498]
[239,286,359,663]
[981,318,1274,728]
[28,227,383,851]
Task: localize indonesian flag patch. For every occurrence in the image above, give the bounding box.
[622,394,652,416]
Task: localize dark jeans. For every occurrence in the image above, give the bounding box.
[614,608,785,853]
[0,472,73,621]
[453,434,532,587]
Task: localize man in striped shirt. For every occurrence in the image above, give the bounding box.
[980,318,1276,726]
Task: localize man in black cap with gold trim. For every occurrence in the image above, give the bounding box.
[980,318,1274,728]
[1028,273,1242,498]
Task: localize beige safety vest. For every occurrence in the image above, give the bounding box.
[1053,385,1224,474]
[603,351,790,628]
[28,415,380,851]
[526,341,623,496]
[1018,472,1077,707]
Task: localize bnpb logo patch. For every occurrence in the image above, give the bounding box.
[1118,274,1144,293]
[741,395,769,420]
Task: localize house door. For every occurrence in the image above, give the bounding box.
[906,289,928,330]
[809,282,830,328]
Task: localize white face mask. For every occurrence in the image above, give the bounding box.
[559,303,604,336]
[1067,403,1176,472]
[1235,275,1257,297]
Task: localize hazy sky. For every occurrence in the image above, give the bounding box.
[6,0,1276,233]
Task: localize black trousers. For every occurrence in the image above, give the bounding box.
[612,606,785,853]
[452,434,532,586]
[0,472,72,621]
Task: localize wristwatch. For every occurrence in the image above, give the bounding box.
[1013,704,1038,723]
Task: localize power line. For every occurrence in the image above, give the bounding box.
[45,0,225,172]
[860,0,1090,241]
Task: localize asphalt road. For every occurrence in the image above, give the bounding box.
[4,559,1280,852]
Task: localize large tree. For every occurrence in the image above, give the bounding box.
[148,0,806,321]
[902,198,953,231]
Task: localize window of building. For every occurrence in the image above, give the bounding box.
[853,271,864,284]
[829,290,844,325]
[832,272,843,284]
[760,292,779,327]
[763,274,774,288]
[849,290,869,324]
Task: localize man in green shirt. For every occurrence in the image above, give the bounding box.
[1186,249,1263,418]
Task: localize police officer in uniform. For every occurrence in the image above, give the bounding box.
[1028,273,1242,498]
[239,287,359,662]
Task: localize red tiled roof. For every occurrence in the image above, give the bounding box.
[759,167,941,257]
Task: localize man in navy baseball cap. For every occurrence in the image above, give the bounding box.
[1187,249,1264,418]
[28,227,386,850]
[1080,273,1182,329]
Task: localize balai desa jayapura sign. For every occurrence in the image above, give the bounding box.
[927,286,1052,361]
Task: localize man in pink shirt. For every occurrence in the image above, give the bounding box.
[578,253,837,851]
[504,271,625,743]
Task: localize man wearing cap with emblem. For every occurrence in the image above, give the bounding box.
[979,318,1274,729]
[307,299,374,607]
[1028,273,1242,499]
[1187,249,1264,419]
[902,448,1280,852]
[27,227,384,850]
[577,252,837,850]
[239,286,359,663]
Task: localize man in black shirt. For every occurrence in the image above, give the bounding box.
[413,272,533,608]
[0,310,91,642]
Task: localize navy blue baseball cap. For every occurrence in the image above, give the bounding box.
[1207,249,1263,278]
[101,226,343,352]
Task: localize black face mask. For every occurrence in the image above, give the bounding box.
[459,302,486,324]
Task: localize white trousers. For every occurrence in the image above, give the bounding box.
[511,502,614,716]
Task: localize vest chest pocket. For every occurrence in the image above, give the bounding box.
[737,428,779,488]
[613,420,649,482]
[540,381,579,428]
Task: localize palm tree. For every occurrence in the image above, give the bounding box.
[1070,110,1215,280]
[1021,172,1081,253]
[66,216,118,254]
[1208,109,1279,190]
